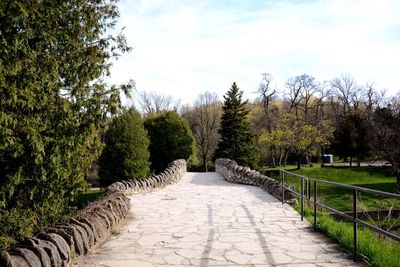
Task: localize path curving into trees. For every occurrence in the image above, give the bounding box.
[77,172,363,266]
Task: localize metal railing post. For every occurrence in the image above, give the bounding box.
[313,180,317,229]
[353,189,358,261]
[301,177,304,221]
[281,171,285,204]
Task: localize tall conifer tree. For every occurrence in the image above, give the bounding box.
[0,0,132,247]
[215,82,257,167]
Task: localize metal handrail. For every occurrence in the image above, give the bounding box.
[280,170,308,221]
[308,178,400,199]
[280,169,309,181]
[279,170,400,262]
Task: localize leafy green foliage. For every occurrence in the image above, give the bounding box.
[99,108,151,186]
[0,0,131,248]
[215,82,257,167]
[0,208,36,249]
[144,111,196,173]
[258,113,333,169]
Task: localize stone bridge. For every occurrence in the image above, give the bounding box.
[77,171,361,266]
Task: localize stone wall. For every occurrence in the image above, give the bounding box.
[107,159,187,194]
[215,158,295,202]
[0,159,187,267]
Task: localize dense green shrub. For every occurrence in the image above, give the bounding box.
[0,0,130,248]
[99,108,151,186]
[144,111,196,173]
[0,208,36,249]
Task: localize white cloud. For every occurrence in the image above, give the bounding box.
[110,0,400,105]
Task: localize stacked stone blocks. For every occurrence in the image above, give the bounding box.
[215,158,295,201]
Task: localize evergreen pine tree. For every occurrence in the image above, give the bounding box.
[0,0,131,247]
[215,82,257,167]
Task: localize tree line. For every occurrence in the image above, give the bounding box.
[179,73,400,186]
[133,73,399,187]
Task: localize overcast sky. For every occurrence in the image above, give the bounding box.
[109,0,400,106]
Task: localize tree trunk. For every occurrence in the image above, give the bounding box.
[284,152,288,167]
[297,154,301,170]
[396,175,400,193]
[272,156,276,168]
[202,156,208,172]
[350,156,353,167]
[357,155,361,167]
[279,151,284,166]
[306,154,312,167]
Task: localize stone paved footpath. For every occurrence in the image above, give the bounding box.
[77,172,363,267]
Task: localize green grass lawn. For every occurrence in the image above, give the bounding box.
[264,165,399,211]
[261,164,396,185]
[290,166,399,211]
[294,166,396,186]
[298,205,400,267]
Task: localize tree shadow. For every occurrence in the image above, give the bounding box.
[200,204,215,267]
[241,204,276,264]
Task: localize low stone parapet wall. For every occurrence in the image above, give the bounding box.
[215,158,295,202]
[0,159,187,267]
[107,159,187,194]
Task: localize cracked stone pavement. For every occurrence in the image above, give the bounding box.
[77,172,363,266]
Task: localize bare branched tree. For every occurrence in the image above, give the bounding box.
[257,73,277,131]
[286,76,303,118]
[314,80,329,123]
[299,75,318,123]
[136,90,180,115]
[330,73,359,115]
[184,92,221,171]
[257,74,276,115]
[363,83,386,119]
[286,74,319,122]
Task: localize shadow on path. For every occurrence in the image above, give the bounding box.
[241,204,276,265]
[200,204,215,267]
